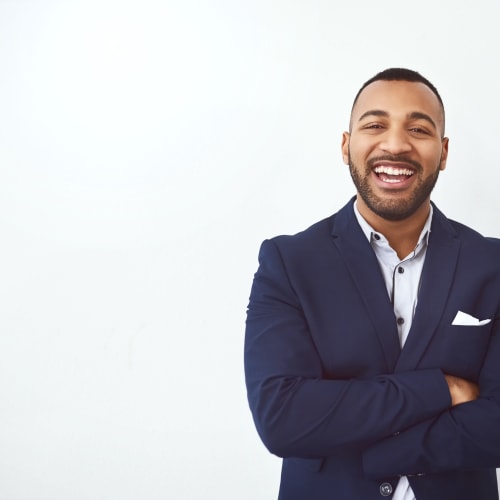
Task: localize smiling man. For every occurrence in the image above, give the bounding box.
[245,69,500,499]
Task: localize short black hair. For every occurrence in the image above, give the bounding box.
[351,68,445,133]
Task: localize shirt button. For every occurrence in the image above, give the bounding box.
[380,482,393,496]
[374,233,381,240]
[398,266,404,274]
[397,317,405,325]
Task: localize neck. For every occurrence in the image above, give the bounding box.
[356,197,431,259]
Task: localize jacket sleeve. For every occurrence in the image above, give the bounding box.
[363,315,500,478]
[244,239,451,458]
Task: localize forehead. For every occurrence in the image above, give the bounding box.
[352,80,444,129]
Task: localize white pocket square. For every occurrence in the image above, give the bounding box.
[452,310,491,326]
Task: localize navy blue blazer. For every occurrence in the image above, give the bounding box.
[245,199,500,499]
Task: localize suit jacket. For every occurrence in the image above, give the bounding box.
[244,198,500,500]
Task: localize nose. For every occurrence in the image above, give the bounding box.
[379,127,412,155]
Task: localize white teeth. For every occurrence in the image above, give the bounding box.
[374,166,414,176]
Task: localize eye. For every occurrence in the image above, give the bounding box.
[409,126,430,135]
[362,123,385,131]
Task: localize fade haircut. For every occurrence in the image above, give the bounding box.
[351,68,445,134]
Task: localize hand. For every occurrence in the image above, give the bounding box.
[444,374,479,407]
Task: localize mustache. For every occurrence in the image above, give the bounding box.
[366,155,422,171]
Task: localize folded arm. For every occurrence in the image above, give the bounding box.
[245,239,453,458]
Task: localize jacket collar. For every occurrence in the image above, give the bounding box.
[396,204,460,370]
[330,198,401,371]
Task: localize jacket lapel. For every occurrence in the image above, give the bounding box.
[395,205,461,371]
[331,200,401,371]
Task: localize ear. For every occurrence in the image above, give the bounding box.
[439,137,449,171]
[341,132,350,165]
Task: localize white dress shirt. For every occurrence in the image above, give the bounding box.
[354,202,433,500]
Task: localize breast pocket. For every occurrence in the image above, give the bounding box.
[439,323,492,380]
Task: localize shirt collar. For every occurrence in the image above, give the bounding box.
[353,200,433,250]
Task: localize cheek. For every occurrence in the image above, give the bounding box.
[345,142,365,164]
[420,144,444,163]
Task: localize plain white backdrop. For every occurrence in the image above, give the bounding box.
[0,1,499,498]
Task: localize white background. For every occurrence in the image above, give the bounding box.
[0,1,499,499]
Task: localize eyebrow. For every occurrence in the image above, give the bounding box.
[357,110,437,130]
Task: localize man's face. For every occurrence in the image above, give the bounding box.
[342,80,449,221]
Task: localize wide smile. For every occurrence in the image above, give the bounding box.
[372,163,416,186]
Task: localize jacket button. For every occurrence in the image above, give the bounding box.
[380,482,393,496]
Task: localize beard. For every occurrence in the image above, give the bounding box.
[348,152,442,222]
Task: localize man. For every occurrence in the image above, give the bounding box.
[244,68,500,499]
